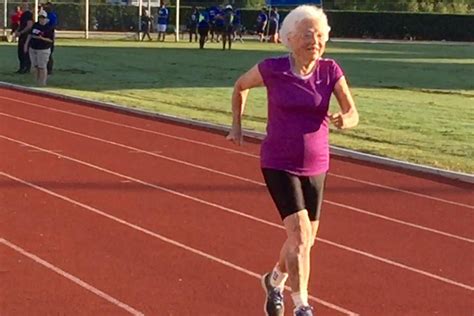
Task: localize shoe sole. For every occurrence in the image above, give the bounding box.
[261,273,284,316]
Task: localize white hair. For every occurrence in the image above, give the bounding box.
[279,5,331,50]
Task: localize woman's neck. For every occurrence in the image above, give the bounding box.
[290,54,317,76]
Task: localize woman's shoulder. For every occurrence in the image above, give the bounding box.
[318,57,340,68]
[259,55,289,70]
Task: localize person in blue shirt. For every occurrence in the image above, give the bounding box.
[44,2,57,74]
[207,5,220,42]
[156,2,169,42]
[197,11,210,49]
[214,10,225,43]
[269,7,280,43]
[232,8,243,43]
[256,8,268,42]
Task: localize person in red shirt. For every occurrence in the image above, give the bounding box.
[10,6,23,42]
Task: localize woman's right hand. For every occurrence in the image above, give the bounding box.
[226,126,243,146]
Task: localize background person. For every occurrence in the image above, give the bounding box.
[15,2,33,74]
[156,2,169,42]
[197,11,210,49]
[24,10,54,86]
[10,6,23,43]
[222,5,234,50]
[141,9,153,41]
[43,2,57,74]
[256,8,268,42]
[187,6,199,42]
[226,5,359,316]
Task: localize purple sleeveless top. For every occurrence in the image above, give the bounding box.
[258,56,344,176]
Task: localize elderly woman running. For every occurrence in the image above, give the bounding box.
[227,5,359,316]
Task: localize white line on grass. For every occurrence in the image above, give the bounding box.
[1,112,472,243]
[0,173,358,316]
[1,96,471,209]
[0,238,144,316]
[0,135,472,292]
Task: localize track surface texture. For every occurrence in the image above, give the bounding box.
[0,88,473,316]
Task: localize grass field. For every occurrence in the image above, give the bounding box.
[0,39,473,173]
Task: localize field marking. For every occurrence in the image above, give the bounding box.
[1,96,472,209]
[0,172,357,316]
[0,238,144,315]
[1,112,472,244]
[1,135,473,292]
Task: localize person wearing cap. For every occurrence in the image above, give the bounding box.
[24,10,54,86]
[222,5,234,50]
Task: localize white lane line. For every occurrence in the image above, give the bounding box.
[0,173,357,316]
[0,238,144,316]
[1,136,472,292]
[1,112,471,243]
[328,173,473,210]
[1,96,471,209]
[325,200,473,243]
[321,239,474,292]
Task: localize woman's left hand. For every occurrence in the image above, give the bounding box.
[226,126,244,145]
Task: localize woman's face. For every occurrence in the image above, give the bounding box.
[289,18,327,62]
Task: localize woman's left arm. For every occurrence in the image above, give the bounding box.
[330,76,359,129]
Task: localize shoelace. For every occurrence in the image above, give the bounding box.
[295,305,313,315]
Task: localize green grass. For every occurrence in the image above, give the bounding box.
[0,39,473,173]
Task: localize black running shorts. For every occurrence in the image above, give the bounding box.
[261,168,327,221]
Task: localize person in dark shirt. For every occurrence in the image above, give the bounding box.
[15,3,33,74]
[214,10,225,43]
[24,10,54,86]
[269,7,280,43]
[187,6,199,43]
[141,10,153,41]
[44,2,57,74]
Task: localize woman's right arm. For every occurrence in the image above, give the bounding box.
[227,64,265,145]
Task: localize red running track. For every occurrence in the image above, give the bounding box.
[0,88,473,315]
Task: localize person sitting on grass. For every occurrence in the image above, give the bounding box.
[24,10,54,86]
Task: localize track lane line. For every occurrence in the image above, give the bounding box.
[1,135,472,291]
[1,96,471,209]
[0,238,144,316]
[0,172,358,316]
[1,112,471,243]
